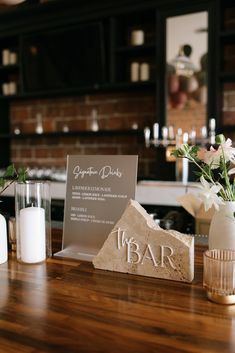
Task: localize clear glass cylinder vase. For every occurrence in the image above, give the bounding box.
[15,180,51,264]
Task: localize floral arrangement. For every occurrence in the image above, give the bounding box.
[172,134,235,211]
[0,164,28,195]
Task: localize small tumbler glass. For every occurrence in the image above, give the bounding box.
[15,181,51,264]
[203,249,235,304]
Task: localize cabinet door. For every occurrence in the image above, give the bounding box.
[21,22,106,93]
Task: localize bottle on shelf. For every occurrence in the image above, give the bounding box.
[90,109,99,132]
[35,113,44,134]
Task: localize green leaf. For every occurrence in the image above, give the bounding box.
[171,149,182,157]
[17,167,28,182]
[194,171,202,177]
[3,164,16,177]
[0,178,5,188]
[0,165,28,195]
[190,145,199,158]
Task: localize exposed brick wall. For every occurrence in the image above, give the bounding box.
[167,99,206,136]
[222,82,235,141]
[10,91,158,179]
[223,83,235,126]
[10,89,218,180]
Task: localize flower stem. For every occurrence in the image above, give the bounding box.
[185,154,228,200]
[221,146,234,201]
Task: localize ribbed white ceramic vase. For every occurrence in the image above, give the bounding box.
[209,201,235,250]
[0,213,8,264]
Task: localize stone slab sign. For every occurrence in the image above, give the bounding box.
[93,199,194,282]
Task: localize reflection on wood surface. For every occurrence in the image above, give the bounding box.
[0,230,234,353]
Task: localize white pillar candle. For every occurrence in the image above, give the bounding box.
[2,49,10,65]
[162,126,168,144]
[130,62,139,82]
[131,30,144,46]
[9,52,17,65]
[168,125,175,140]
[153,123,159,140]
[19,206,46,263]
[140,62,150,81]
[9,81,16,95]
[2,83,10,96]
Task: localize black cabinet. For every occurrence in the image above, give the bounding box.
[21,22,107,93]
[0,0,229,168]
[217,0,235,132]
[0,3,159,167]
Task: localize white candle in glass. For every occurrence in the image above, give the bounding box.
[19,206,46,263]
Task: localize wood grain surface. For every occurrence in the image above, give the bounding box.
[0,230,234,353]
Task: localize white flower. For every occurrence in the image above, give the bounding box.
[203,138,235,169]
[228,167,235,176]
[221,138,235,163]
[198,176,224,211]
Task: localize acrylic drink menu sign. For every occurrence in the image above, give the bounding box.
[55,155,138,261]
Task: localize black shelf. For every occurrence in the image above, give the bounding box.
[0,80,155,101]
[219,125,235,132]
[0,64,19,71]
[8,129,145,139]
[115,43,155,53]
[108,80,155,89]
[0,133,10,139]
[220,30,235,38]
[219,71,235,81]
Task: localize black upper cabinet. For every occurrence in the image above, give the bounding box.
[21,22,107,93]
[0,3,158,99]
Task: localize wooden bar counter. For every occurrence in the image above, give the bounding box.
[0,233,235,353]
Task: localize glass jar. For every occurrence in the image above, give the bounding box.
[15,181,51,264]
